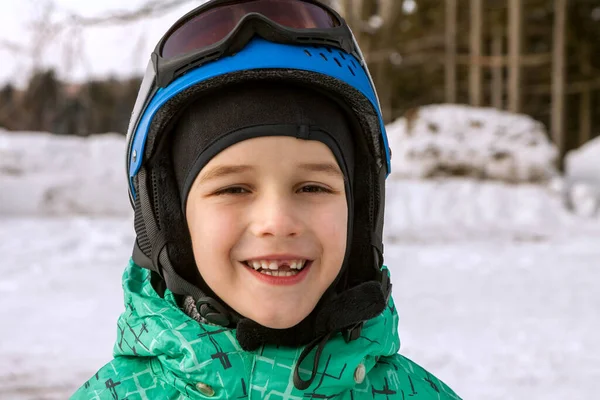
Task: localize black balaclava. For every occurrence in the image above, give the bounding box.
[171,81,355,210]
[169,81,356,296]
[159,81,387,390]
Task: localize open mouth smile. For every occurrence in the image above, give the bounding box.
[242,259,313,285]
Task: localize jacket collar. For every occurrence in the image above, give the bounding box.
[114,260,401,396]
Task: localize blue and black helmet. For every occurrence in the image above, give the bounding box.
[125,0,392,329]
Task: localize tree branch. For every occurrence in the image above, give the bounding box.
[0,39,24,54]
[67,0,196,27]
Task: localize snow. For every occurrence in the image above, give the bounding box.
[566,136,600,187]
[367,15,384,32]
[0,129,131,216]
[558,136,600,218]
[387,104,559,183]
[0,216,132,399]
[384,178,586,243]
[403,0,417,14]
[1,129,599,399]
[391,234,600,400]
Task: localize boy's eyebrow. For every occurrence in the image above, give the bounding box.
[197,165,254,184]
[298,163,343,177]
[197,162,343,184]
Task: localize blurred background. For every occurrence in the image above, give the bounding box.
[1,1,599,399]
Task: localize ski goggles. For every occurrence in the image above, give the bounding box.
[153,0,362,87]
[126,0,385,203]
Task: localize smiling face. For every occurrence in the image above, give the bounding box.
[185,136,348,329]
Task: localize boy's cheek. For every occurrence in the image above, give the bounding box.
[316,206,348,234]
[188,211,241,246]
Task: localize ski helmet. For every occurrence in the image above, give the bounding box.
[125,0,391,346]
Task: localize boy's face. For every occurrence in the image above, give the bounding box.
[186,136,348,329]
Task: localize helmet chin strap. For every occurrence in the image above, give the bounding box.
[133,166,242,327]
[133,237,242,327]
[133,161,354,332]
[234,272,390,390]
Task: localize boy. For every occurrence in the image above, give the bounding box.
[73,1,461,399]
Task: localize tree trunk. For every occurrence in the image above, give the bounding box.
[579,42,592,146]
[491,25,504,109]
[469,0,482,106]
[445,0,457,104]
[552,0,567,159]
[373,0,405,121]
[339,0,378,59]
[508,0,522,112]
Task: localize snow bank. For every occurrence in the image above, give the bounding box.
[383,178,588,242]
[566,136,600,186]
[561,136,600,218]
[387,105,559,183]
[0,126,595,226]
[0,130,131,216]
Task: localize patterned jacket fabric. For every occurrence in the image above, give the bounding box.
[72,261,461,399]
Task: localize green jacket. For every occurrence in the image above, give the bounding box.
[72,261,461,399]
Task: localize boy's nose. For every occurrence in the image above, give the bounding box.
[249,195,302,238]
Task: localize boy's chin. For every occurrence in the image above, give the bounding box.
[245,307,312,330]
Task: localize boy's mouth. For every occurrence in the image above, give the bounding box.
[242,259,311,277]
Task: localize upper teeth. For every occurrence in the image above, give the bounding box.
[247,260,307,270]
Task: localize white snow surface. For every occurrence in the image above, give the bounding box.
[1,130,600,399]
[387,105,559,183]
[0,129,131,216]
[564,136,600,217]
[567,136,600,187]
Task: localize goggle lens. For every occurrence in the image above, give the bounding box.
[161,0,339,58]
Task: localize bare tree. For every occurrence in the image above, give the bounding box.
[4,0,198,86]
[551,0,567,159]
[336,0,406,121]
[507,0,522,112]
[445,0,457,104]
[469,0,483,106]
[66,0,196,27]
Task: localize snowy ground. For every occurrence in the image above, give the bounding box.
[0,217,132,399]
[1,130,600,399]
[391,232,600,400]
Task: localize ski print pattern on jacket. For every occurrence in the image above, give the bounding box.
[72,260,461,399]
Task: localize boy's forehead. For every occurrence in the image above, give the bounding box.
[197,161,342,184]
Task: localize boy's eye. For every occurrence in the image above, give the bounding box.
[299,185,332,194]
[213,185,334,195]
[215,186,249,195]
